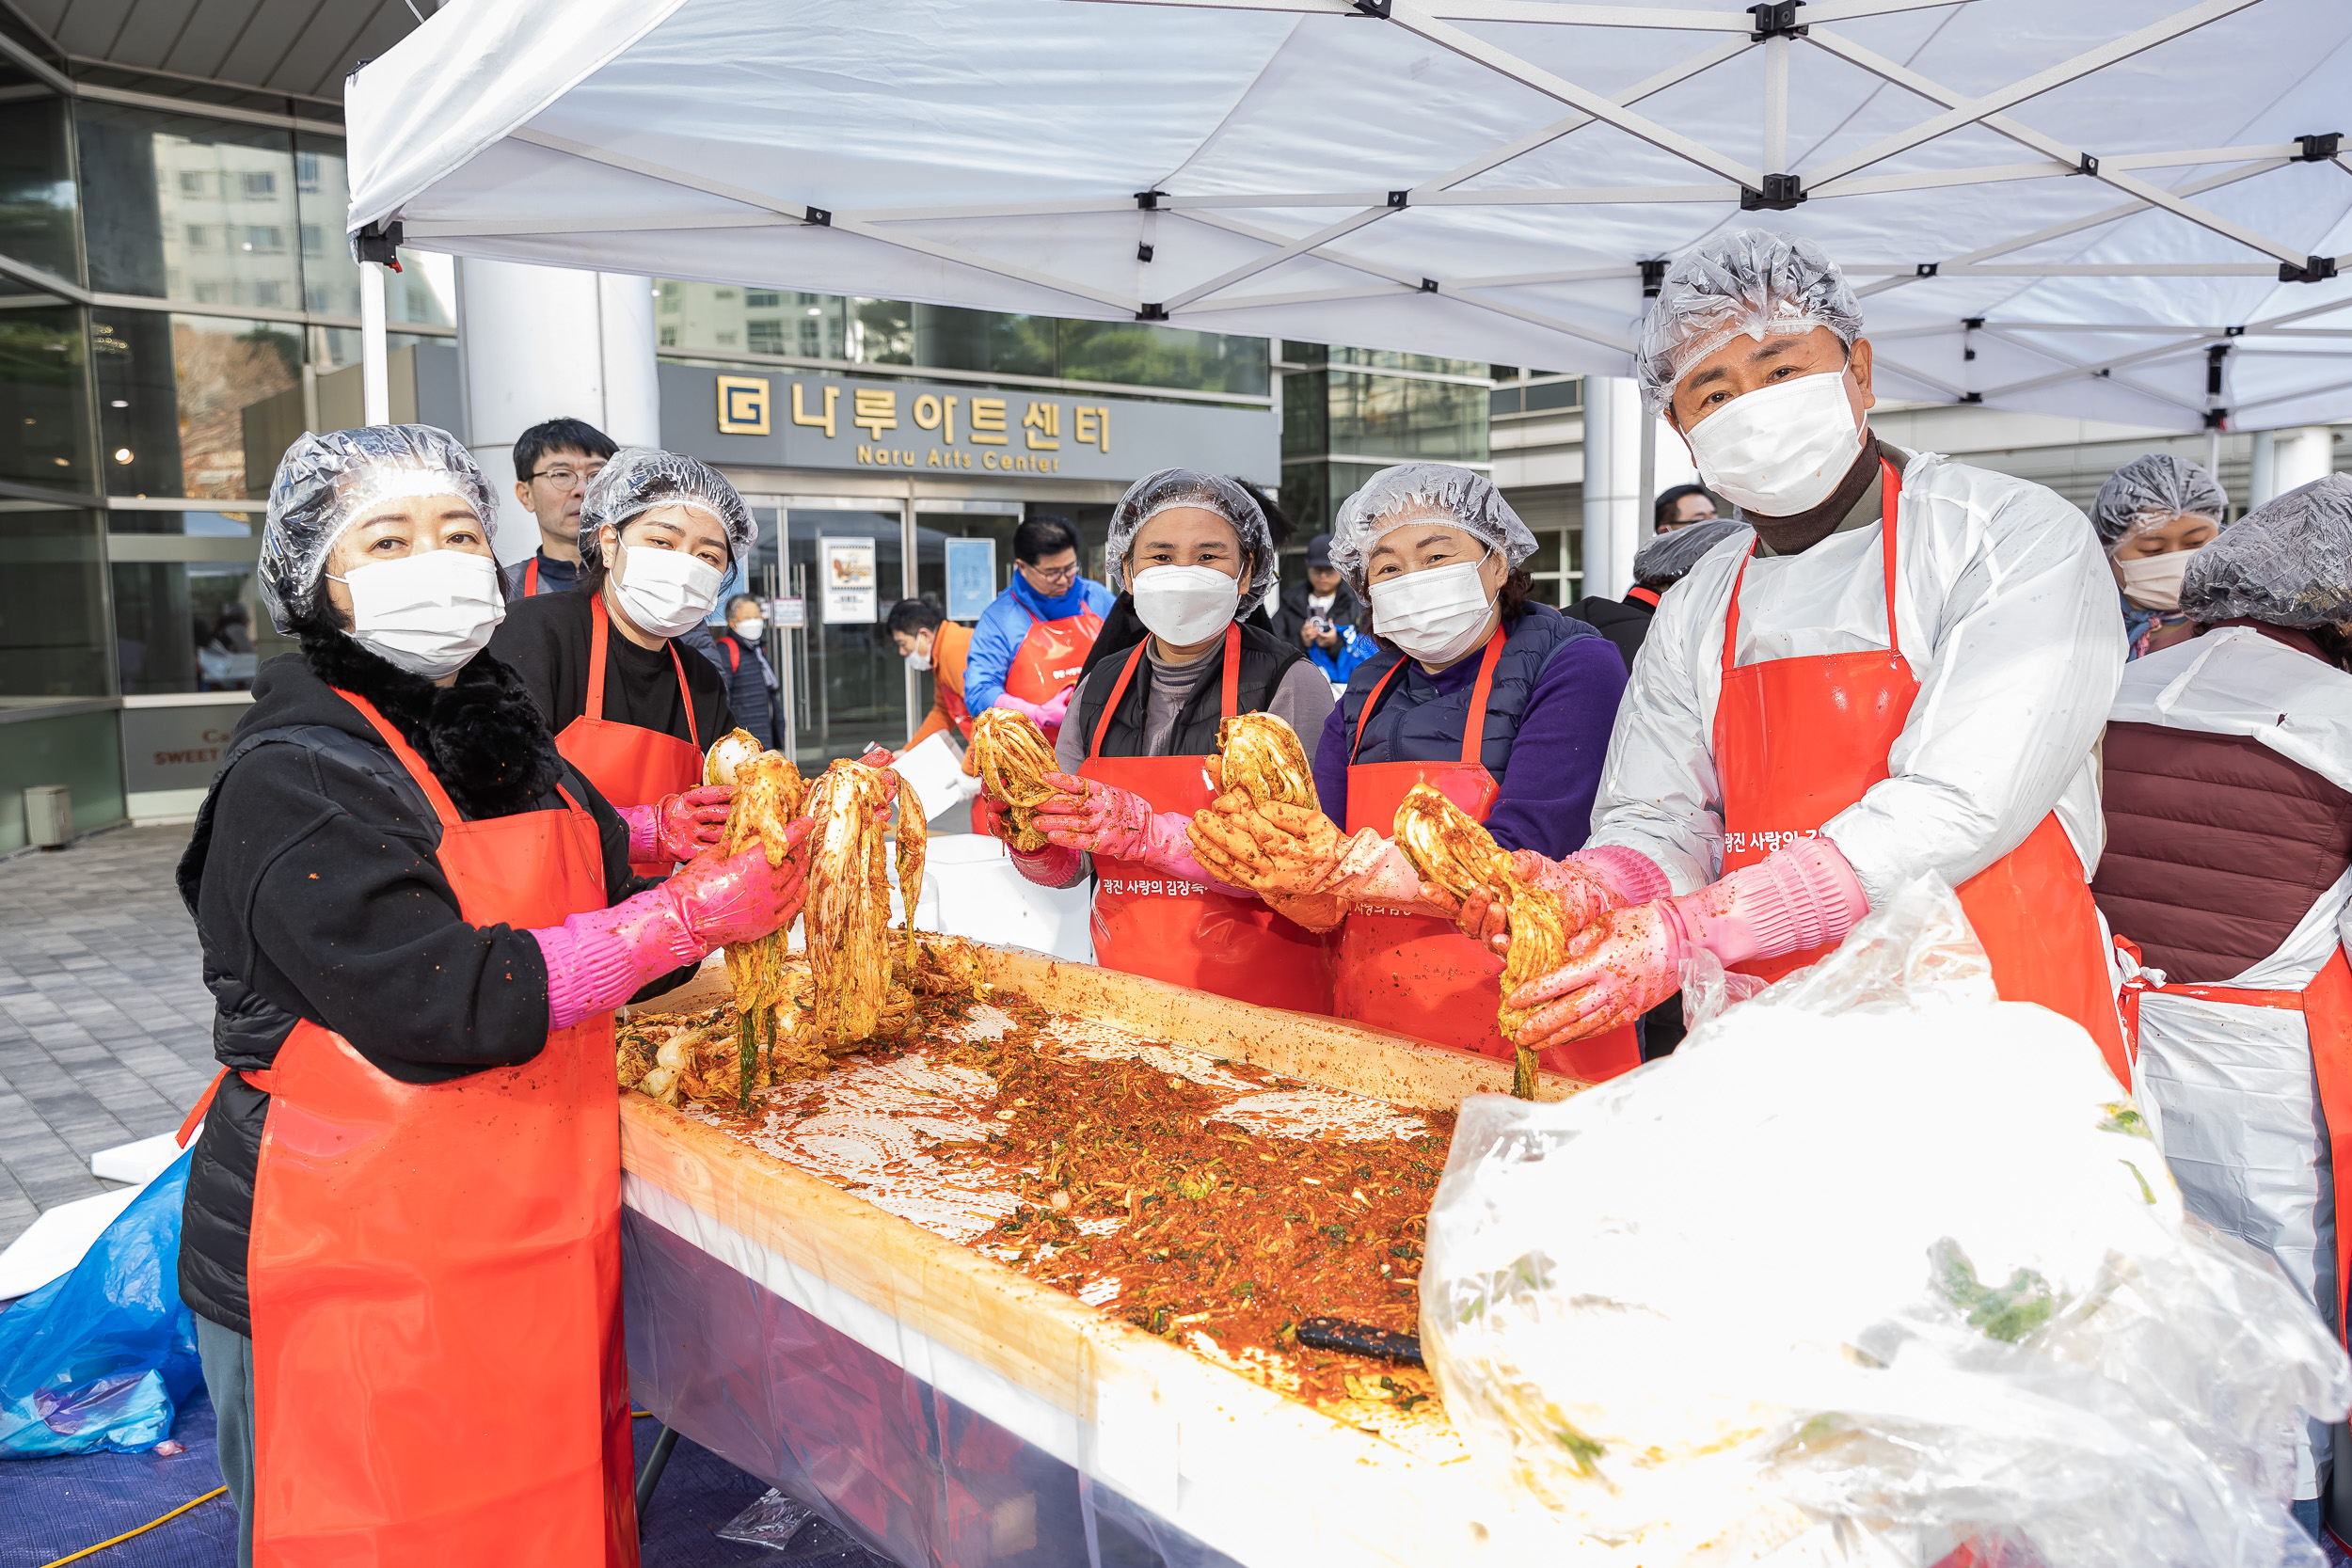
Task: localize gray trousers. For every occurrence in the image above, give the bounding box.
[194,1314,256,1568]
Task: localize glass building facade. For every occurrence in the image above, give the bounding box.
[652,281,1291,768]
[0,59,453,845]
[1279,346,1586,608]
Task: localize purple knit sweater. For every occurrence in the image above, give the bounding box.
[1311,635,1628,859]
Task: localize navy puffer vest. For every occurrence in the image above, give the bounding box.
[1342,602,1597,779]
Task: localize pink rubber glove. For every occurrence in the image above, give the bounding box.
[991,692,1052,724]
[534,821,814,1029]
[1032,772,1245,893]
[1036,687,1073,729]
[1504,838,1868,1050]
[1456,845,1672,948]
[973,791,1083,888]
[621,785,736,864]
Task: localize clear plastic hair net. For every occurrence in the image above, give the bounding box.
[577,447,757,567]
[2181,472,2352,628]
[1636,230,1865,416]
[1328,463,1537,594]
[1632,517,1751,587]
[2089,453,2228,547]
[1104,467,1279,615]
[259,423,494,632]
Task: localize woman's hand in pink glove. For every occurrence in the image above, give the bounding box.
[1505,899,1683,1049]
[651,784,734,862]
[971,792,1014,841]
[1030,772,1149,854]
[1457,847,1670,952]
[1502,840,1867,1049]
[664,821,817,948]
[1036,687,1073,728]
[991,692,1051,723]
[534,819,814,1029]
[1187,800,1345,895]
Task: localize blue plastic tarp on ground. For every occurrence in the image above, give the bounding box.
[0,1145,202,1458]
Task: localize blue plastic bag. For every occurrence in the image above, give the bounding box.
[0,1144,204,1457]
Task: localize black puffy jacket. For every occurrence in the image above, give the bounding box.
[174,634,678,1336]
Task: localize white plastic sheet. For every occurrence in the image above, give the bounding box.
[1421,875,2352,1566]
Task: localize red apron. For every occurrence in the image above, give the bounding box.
[243,689,633,1565]
[939,678,974,741]
[557,596,705,879]
[1004,604,1104,744]
[1714,458,2130,1083]
[1081,624,1336,1013]
[522,556,541,596]
[1334,634,1643,1082]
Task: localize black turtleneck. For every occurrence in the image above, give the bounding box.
[1744,434,1885,558]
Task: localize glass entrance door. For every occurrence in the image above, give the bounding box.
[769,507,904,769]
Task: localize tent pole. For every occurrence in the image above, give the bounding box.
[1637,405,1657,553]
[901,494,920,743]
[360,261,389,424]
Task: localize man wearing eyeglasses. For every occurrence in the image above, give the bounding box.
[501,417,618,601]
[963,515,1114,741]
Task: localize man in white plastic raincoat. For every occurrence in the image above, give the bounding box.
[1477,230,2130,1077]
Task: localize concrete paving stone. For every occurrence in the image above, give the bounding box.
[0,825,211,1247]
[3,1128,88,1181]
[65,1074,171,1117]
[108,1040,193,1073]
[36,1096,134,1132]
[18,1171,108,1211]
[0,1060,79,1101]
[0,996,65,1026]
[133,1049,206,1083]
[133,1053,209,1090]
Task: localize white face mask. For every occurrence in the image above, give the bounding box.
[732,616,766,641]
[1369,551,1496,666]
[906,649,932,672]
[1131,563,1238,646]
[1683,368,1865,517]
[2116,548,2194,612]
[331,549,505,679]
[611,539,723,639]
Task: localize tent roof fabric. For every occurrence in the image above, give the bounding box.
[348,0,2352,431]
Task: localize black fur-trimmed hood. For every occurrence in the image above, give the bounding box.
[293,628,566,820]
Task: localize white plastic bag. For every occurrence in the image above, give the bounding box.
[1422,876,2350,1567]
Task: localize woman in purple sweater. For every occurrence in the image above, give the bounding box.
[1192,464,1640,1080]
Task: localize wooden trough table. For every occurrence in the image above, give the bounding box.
[618,942,1599,1568]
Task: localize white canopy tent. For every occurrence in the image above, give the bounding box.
[347,0,2352,438]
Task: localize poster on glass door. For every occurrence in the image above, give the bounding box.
[819,537,877,623]
[944,536,995,621]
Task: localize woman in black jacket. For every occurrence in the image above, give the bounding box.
[177,424,812,1565]
[489,448,749,878]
